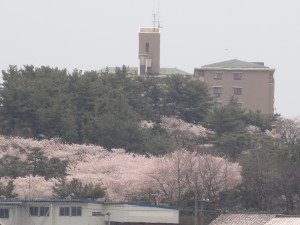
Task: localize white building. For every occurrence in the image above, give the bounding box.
[0,199,179,225]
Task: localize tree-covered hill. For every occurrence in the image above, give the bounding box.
[1,65,300,216]
[0,65,212,155]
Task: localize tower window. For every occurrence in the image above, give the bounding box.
[146,43,149,52]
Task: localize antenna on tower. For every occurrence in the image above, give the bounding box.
[152,11,157,29]
[152,2,162,30]
[157,1,161,29]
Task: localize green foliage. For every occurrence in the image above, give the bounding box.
[162,75,213,123]
[0,66,213,155]
[205,98,247,135]
[52,178,106,200]
[26,147,48,177]
[212,132,251,161]
[244,110,277,131]
[0,147,68,179]
[0,155,28,178]
[0,180,17,199]
[45,157,69,179]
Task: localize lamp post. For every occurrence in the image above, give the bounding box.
[107,212,111,225]
[200,198,209,225]
[194,187,210,225]
[194,188,198,225]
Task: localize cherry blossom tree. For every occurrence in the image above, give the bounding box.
[0,135,240,204]
[160,116,209,149]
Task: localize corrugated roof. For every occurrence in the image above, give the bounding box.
[209,214,276,225]
[0,199,177,210]
[202,59,269,69]
[264,217,300,225]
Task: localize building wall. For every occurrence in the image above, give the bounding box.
[0,202,178,225]
[139,28,160,75]
[107,205,179,224]
[195,68,274,114]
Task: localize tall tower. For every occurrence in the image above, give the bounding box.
[138,19,160,75]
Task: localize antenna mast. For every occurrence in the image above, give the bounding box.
[157,1,161,29]
[152,12,157,29]
[152,2,161,31]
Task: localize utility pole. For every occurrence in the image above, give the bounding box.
[107,212,111,225]
[200,199,204,225]
[194,188,198,225]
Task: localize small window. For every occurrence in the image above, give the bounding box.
[146,43,150,52]
[59,207,70,216]
[233,72,242,80]
[29,206,49,217]
[40,207,49,216]
[0,209,9,218]
[213,87,222,95]
[60,207,81,217]
[214,72,222,80]
[233,87,242,95]
[29,206,39,217]
[71,207,82,216]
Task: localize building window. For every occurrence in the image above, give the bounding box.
[233,72,242,80]
[60,207,81,216]
[233,87,242,95]
[59,207,70,216]
[29,206,39,216]
[214,72,222,80]
[71,207,82,216]
[40,207,50,216]
[213,87,222,95]
[146,43,149,52]
[29,206,49,217]
[0,209,9,218]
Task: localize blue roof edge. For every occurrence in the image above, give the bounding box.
[0,199,178,210]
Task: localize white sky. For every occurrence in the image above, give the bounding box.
[0,0,299,118]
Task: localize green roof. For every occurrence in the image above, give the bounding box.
[202,59,269,69]
[159,67,191,75]
[99,67,191,76]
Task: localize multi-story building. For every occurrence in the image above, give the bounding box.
[194,59,275,115]
[138,27,160,75]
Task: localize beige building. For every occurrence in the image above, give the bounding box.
[138,27,160,75]
[0,199,179,225]
[194,59,275,115]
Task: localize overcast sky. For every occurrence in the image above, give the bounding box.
[0,0,299,118]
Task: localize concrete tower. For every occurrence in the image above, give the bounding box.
[138,27,160,75]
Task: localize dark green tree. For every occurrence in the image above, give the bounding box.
[52,178,106,200]
[0,155,28,178]
[26,147,48,177]
[162,75,213,123]
[45,157,69,179]
[205,98,247,135]
[0,180,17,198]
